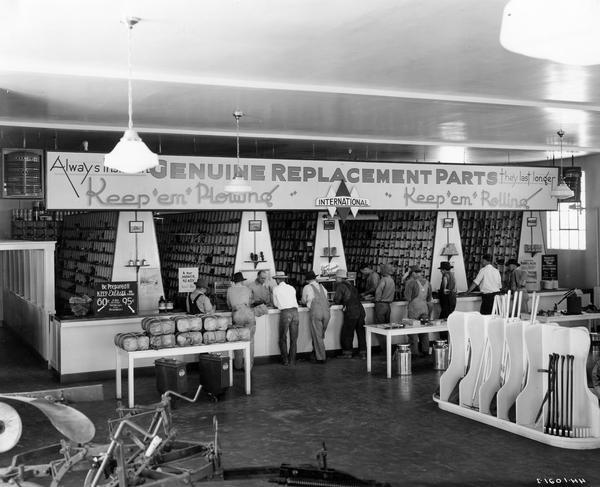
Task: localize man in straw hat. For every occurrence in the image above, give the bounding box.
[272,271,300,366]
[334,268,366,359]
[227,272,255,369]
[302,270,330,363]
[437,261,457,319]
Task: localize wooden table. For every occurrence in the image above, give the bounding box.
[115,341,251,407]
[365,323,448,378]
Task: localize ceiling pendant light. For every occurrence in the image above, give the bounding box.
[551,129,575,200]
[500,0,600,65]
[104,17,159,174]
[224,110,252,193]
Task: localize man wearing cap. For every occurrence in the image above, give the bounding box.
[438,261,457,319]
[272,271,300,366]
[404,265,433,356]
[187,279,214,314]
[302,270,330,363]
[334,269,367,359]
[359,264,380,300]
[467,254,502,315]
[506,258,529,313]
[227,272,256,369]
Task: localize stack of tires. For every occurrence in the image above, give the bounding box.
[114,314,252,351]
[142,316,177,349]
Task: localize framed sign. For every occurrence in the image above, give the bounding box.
[1,149,45,199]
[129,220,144,233]
[527,217,538,227]
[93,281,138,317]
[323,219,335,230]
[248,220,262,232]
[442,218,454,228]
[541,254,558,281]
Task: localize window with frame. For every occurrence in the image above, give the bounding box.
[546,171,586,250]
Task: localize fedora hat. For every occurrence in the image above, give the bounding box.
[232,272,246,283]
[506,258,520,267]
[305,270,317,281]
[195,278,209,289]
[273,271,288,279]
[438,262,453,271]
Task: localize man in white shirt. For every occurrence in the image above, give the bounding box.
[301,270,330,364]
[272,271,300,366]
[467,253,502,315]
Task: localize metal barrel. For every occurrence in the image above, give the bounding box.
[433,339,449,370]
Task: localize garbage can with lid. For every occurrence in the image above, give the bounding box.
[155,358,188,406]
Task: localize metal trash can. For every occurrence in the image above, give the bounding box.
[591,333,600,361]
[433,340,449,370]
[395,344,412,375]
[155,358,188,407]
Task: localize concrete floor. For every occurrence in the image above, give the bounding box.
[0,326,598,487]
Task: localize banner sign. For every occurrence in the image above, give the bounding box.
[46,152,559,211]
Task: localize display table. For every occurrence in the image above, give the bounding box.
[522,312,600,328]
[365,323,448,378]
[115,341,251,408]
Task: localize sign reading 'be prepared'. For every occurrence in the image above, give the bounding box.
[93,281,138,317]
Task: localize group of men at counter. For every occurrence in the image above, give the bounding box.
[185,254,528,370]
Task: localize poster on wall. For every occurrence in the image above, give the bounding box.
[178,267,199,293]
[93,281,137,317]
[541,254,558,281]
[45,152,560,212]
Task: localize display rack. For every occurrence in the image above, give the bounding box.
[435,311,600,449]
[340,211,437,292]
[55,211,118,314]
[155,211,241,302]
[457,210,522,283]
[267,211,317,296]
[10,208,73,241]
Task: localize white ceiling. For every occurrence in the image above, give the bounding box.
[1,0,600,163]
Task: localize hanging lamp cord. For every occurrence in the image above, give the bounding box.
[127,20,134,131]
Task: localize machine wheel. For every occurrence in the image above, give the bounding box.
[0,402,22,453]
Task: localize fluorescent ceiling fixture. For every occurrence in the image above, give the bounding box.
[500,0,600,65]
[438,146,466,163]
[104,17,159,174]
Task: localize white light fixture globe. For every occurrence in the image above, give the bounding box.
[104,129,159,174]
[550,129,575,200]
[500,0,600,65]
[103,17,159,174]
[551,181,575,199]
[224,177,252,193]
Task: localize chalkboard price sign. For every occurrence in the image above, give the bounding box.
[93,281,138,317]
[541,255,558,281]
